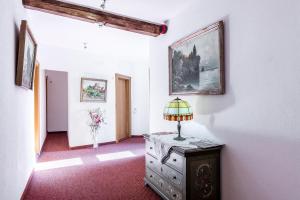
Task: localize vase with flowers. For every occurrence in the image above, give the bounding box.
[88,108,105,148]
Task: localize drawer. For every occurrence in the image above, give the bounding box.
[145,140,157,157]
[146,168,182,200]
[145,153,160,172]
[165,152,184,173]
[160,164,183,190]
[146,167,160,187]
[146,154,183,190]
[146,168,165,193]
[165,184,183,200]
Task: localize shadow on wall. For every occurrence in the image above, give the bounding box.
[14,21,19,81]
[193,85,235,128]
[181,86,235,143]
[211,126,300,200]
[193,14,234,129]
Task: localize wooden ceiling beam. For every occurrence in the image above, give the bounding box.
[23,0,168,37]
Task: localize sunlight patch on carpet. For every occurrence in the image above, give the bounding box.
[35,158,83,171]
[96,151,136,161]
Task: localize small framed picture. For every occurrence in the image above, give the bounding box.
[16,20,37,90]
[80,78,107,102]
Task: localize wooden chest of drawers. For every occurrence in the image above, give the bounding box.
[144,134,223,200]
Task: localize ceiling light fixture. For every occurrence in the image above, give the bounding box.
[98,21,107,28]
[83,42,88,49]
[98,0,107,28]
[100,0,106,10]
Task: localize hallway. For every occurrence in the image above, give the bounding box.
[42,132,69,152]
[23,136,160,200]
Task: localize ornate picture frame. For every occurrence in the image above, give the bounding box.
[80,78,107,102]
[16,20,37,90]
[169,21,225,95]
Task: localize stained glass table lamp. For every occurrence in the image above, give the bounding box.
[163,97,193,141]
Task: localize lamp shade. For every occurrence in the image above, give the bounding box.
[163,97,193,121]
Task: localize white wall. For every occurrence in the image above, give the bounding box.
[131,66,150,134]
[26,8,151,148]
[149,0,300,200]
[45,70,68,132]
[0,0,36,199]
[38,44,149,147]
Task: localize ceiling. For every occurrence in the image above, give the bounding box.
[66,0,197,22]
[26,0,197,56]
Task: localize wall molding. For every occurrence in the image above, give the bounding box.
[70,141,116,150]
[70,135,144,150]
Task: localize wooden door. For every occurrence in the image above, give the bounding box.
[115,74,131,143]
[34,62,40,154]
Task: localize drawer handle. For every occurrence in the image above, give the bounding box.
[173,158,177,162]
[173,176,177,180]
[150,147,153,150]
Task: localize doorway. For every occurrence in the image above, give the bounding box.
[115,74,131,143]
[45,70,69,151]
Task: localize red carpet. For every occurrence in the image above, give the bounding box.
[23,134,160,200]
[42,132,69,152]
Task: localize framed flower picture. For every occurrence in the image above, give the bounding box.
[16,20,37,90]
[80,78,107,102]
[169,21,225,95]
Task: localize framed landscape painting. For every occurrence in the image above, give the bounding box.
[80,78,107,102]
[169,21,225,95]
[16,20,37,90]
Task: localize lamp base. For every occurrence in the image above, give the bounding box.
[174,135,186,141]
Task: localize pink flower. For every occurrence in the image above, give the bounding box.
[88,109,105,129]
[95,116,101,124]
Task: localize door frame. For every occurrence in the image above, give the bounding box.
[115,73,131,143]
[34,61,40,154]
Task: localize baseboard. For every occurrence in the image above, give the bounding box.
[117,135,143,143]
[47,131,67,134]
[131,135,144,138]
[70,136,144,150]
[70,141,116,150]
[20,169,34,200]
